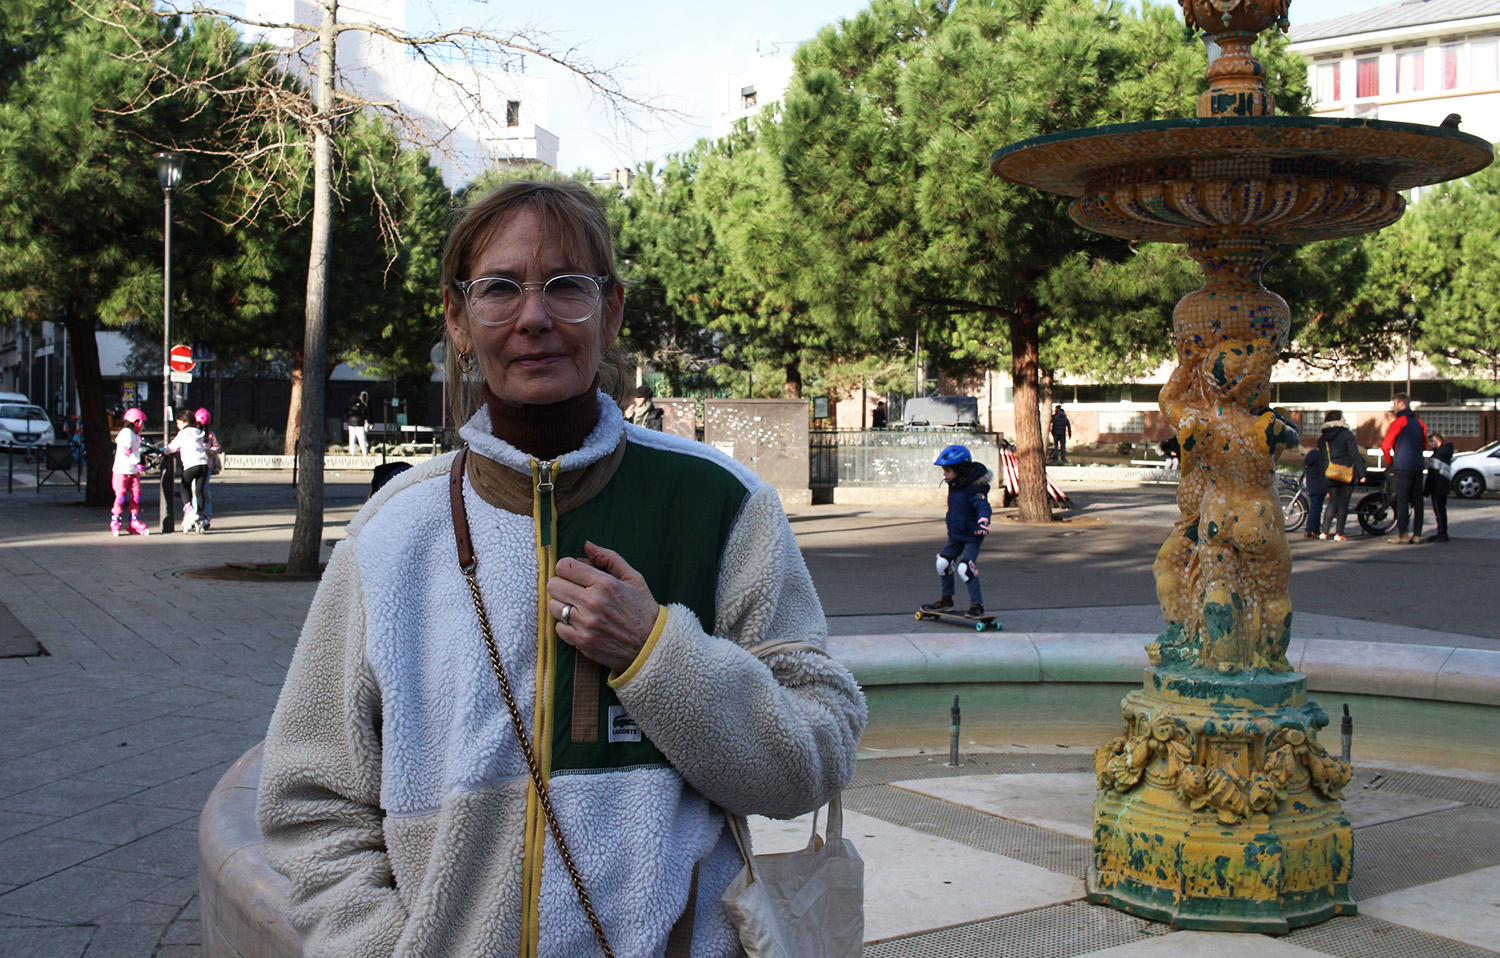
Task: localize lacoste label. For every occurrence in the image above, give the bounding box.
[607,705,642,743]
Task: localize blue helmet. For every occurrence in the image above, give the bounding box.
[934,444,972,466]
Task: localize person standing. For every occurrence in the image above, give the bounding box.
[623,383,664,430]
[872,400,888,429]
[167,410,212,533]
[110,408,150,537]
[922,444,993,618]
[1380,393,1427,544]
[345,390,370,455]
[1050,404,1072,463]
[1318,411,1364,541]
[1425,430,1454,543]
[1301,438,1328,539]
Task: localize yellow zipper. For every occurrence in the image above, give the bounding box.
[520,458,557,957]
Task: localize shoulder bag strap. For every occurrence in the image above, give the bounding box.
[449,448,616,958]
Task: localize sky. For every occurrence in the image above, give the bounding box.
[410,0,1388,175]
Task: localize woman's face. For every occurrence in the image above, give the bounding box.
[444,208,624,407]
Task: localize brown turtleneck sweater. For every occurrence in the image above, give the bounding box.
[469,382,625,515]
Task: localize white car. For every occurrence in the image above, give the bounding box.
[0,403,56,450]
[1451,441,1500,499]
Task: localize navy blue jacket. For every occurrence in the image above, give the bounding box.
[944,462,993,543]
[1381,409,1427,472]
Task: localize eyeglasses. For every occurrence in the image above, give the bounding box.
[453,274,609,327]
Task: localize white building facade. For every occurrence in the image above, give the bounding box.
[243,0,555,186]
[711,40,799,140]
[1289,0,1500,143]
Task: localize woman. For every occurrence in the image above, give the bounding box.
[1318,410,1365,541]
[1425,430,1454,543]
[257,179,866,958]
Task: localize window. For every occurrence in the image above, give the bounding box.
[1443,44,1460,89]
[1471,39,1498,85]
[1129,384,1162,404]
[1356,57,1380,97]
[505,100,520,127]
[1316,62,1342,102]
[1424,410,1481,436]
[1276,382,1330,404]
[741,85,758,110]
[1098,411,1146,435]
[1074,384,1122,404]
[1396,50,1424,93]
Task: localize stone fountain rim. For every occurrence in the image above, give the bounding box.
[991,115,1494,196]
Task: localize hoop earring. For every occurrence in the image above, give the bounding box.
[459,350,475,373]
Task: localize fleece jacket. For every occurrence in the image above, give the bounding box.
[256,393,867,958]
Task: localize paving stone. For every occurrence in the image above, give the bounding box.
[0,832,110,885]
[115,763,232,811]
[33,801,193,848]
[89,825,199,879]
[0,865,176,923]
[0,808,51,842]
[141,876,199,910]
[0,924,92,958]
[80,922,164,958]
[0,776,144,820]
[93,899,181,926]
[160,917,200,945]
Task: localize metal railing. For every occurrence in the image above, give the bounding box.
[810,429,1002,488]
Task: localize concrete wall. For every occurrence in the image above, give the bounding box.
[703,398,810,505]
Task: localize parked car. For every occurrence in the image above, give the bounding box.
[0,402,57,450]
[1451,440,1500,499]
[900,396,979,428]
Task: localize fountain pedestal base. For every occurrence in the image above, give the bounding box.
[1087,669,1356,932]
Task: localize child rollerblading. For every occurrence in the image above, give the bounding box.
[167,410,211,533]
[111,408,150,536]
[923,445,992,618]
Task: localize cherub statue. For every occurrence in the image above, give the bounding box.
[1152,336,1298,673]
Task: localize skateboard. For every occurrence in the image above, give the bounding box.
[914,609,1003,632]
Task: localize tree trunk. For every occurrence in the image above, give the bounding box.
[1009,307,1052,523]
[286,0,338,576]
[783,337,802,398]
[284,352,303,456]
[63,311,112,507]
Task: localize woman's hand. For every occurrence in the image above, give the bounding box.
[546,541,660,673]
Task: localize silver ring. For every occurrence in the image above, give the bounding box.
[559,603,572,626]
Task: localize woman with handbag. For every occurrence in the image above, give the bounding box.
[257,178,867,958]
[1318,410,1365,541]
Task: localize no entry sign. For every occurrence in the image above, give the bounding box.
[170,345,195,373]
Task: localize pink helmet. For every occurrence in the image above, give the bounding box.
[194,408,211,426]
[123,408,147,427]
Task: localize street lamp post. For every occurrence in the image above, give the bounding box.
[154,152,184,533]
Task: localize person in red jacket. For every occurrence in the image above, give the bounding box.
[1380,393,1428,543]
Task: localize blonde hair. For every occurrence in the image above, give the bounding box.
[442,178,626,426]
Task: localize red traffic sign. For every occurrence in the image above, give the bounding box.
[170,345,195,373]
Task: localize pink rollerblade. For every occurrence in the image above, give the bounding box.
[110,517,123,537]
[128,514,150,536]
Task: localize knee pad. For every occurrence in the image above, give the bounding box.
[935,554,952,576]
[957,560,977,582]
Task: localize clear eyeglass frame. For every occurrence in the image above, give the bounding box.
[453,273,610,327]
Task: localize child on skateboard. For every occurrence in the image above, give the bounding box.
[923,444,992,618]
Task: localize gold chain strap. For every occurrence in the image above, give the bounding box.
[464,571,616,958]
[451,446,615,958]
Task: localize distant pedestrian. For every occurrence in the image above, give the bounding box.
[1318,411,1364,541]
[194,408,221,531]
[167,410,211,533]
[1301,439,1328,538]
[345,391,370,455]
[922,444,992,618]
[1425,430,1454,543]
[1380,393,1427,543]
[1050,405,1072,463]
[623,384,664,430]
[872,400,888,429]
[1159,435,1181,469]
[110,408,150,537]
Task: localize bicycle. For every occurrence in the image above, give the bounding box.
[1354,468,1397,537]
[1277,472,1309,532]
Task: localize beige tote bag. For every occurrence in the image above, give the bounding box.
[721,794,864,958]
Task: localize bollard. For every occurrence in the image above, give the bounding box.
[947,694,962,768]
[1341,704,1353,764]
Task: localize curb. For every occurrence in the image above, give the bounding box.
[827,632,1500,708]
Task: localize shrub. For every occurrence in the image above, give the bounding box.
[219,423,283,455]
